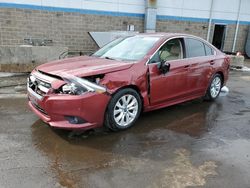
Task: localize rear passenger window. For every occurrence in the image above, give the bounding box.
[186,38,206,58]
[204,44,214,56]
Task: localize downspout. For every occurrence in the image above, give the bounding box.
[232,0,242,52]
[144,0,157,33]
[206,0,214,41]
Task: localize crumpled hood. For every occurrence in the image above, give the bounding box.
[36,56,134,78]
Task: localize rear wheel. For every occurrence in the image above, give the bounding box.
[104,88,142,131]
[204,73,222,101]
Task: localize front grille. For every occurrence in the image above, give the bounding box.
[28,74,51,97]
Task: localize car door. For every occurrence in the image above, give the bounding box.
[184,38,216,95]
[148,38,191,105]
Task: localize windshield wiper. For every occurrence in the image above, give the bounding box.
[103,56,116,60]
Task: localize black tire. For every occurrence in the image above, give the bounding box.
[204,73,222,101]
[104,88,142,131]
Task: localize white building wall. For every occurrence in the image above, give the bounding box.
[158,0,250,23]
[0,0,250,23]
[0,0,145,14]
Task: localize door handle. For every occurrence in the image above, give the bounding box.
[210,60,215,65]
[184,65,190,68]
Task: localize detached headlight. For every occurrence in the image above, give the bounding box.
[60,73,107,95]
[62,83,87,95]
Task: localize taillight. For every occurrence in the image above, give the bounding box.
[225,56,231,70]
[225,56,230,64]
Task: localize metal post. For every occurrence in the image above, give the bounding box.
[206,0,214,42]
[232,0,242,52]
[144,0,157,33]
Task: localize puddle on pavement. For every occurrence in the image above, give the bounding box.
[152,148,217,188]
[165,112,207,138]
[240,75,250,81]
[29,74,248,188]
[2,71,250,187]
[30,97,223,187]
[137,100,221,138]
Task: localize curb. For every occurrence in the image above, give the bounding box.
[0,93,27,99]
[0,72,28,78]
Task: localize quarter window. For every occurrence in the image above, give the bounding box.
[204,44,214,56]
[186,38,206,58]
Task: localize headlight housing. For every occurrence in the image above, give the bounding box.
[62,83,87,95]
[60,73,107,95]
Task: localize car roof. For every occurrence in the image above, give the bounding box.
[136,32,214,46]
[135,32,200,39]
[134,32,219,52]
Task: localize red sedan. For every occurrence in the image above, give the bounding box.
[27,33,230,131]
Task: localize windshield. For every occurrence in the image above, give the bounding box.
[92,36,160,61]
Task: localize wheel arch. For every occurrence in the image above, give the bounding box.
[108,85,144,113]
[112,85,144,107]
[204,71,224,101]
[216,71,224,85]
[204,71,224,96]
[207,71,224,89]
[104,85,144,131]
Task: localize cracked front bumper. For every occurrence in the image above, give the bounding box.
[28,90,111,130]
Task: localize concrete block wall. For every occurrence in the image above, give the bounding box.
[234,25,248,52]
[156,20,208,39]
[0,8,144,53]
[157,19,248,53]
[0,46,68,72]
[0,0,249,60]
[0,63,41,72]
[1,6,248,54]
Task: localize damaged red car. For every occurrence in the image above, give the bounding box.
[27,33,230,131]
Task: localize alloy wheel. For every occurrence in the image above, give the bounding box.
[210,76,222,98]
[113,94,139,127]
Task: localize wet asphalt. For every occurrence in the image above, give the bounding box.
[0,71,250,188]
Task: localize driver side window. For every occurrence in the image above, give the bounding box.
[150,38,183,63]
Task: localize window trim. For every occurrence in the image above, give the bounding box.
[204,43,214,56]
[146,35,217,65]
[184,37,217,59]
[185,38,207,58]
[147,36,185,65]
[158,38,184,62]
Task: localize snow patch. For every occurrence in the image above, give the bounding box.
[220,86,229,97]
[231,66,250,72]
[242,66,250,72]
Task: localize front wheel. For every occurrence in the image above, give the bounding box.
[204,73,222,101]
[104,88,142,131]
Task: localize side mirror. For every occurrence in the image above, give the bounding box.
[157,61,170,74]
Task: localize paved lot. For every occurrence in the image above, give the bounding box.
[0,71,250,188]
